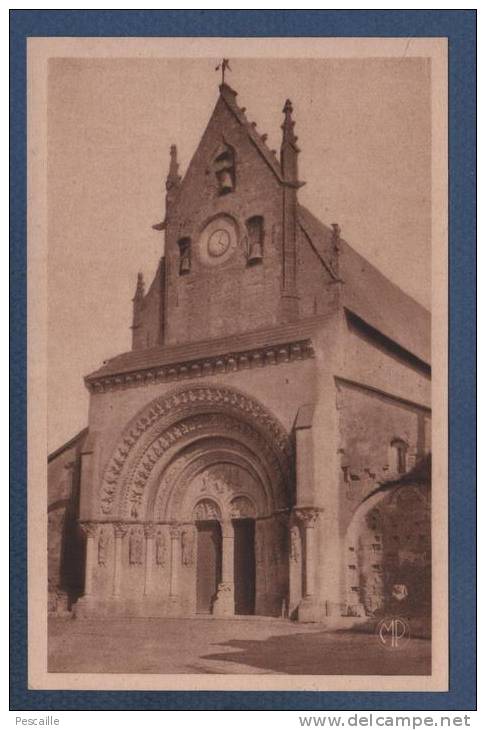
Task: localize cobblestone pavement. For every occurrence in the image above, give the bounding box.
[48,617,431,675]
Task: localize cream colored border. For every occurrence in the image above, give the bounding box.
[27,36,448,692]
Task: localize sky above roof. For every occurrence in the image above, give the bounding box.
[48,56,431,451]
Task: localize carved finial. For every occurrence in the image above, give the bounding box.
[331,223,341,246]
[281,99,298,148]
[331,224,342,276]
[280,99,300,182]
[133,272,145,300]
[166,144,181,192]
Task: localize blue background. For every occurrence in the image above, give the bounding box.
[10,9,476,711]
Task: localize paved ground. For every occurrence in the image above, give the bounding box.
[48,617,431,675]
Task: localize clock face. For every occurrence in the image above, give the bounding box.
[198,216,238,265]
[207,228,231,258]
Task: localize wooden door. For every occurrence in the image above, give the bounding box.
[196,521,222,614]
[233,518,256,615]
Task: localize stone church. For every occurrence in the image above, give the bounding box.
[48,77,431,626]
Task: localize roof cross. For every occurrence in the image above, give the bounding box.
[215,58,231,85]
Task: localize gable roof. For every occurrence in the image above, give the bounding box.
[298,205,431,365]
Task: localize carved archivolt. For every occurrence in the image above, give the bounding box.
[142,420,283,520]
[99,385,292,519]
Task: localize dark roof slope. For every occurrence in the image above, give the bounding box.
[86,318,323,383]
[48,427,88,463]
[298,205,431,364]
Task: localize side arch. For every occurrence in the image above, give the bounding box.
[344,481,431,619]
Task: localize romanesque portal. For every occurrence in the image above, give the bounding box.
[77,386,303,619]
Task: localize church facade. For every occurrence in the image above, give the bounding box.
[48,80,431,625]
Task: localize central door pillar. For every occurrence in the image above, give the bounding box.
[212,520,235,616]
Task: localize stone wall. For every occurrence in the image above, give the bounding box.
[47,430,87,612]
[336,379,431,536]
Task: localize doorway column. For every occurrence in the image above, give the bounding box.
[112,523,128,596]
[80,522,97,596]
[169,525,181,596]
[213,520,235,616]
[294,507,322,620]
[143,523,155,596]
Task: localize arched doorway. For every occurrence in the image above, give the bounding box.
[92,385,292,618]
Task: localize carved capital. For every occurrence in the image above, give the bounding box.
[216,581,233,593]
[170,524,181,539]
[143,522,156,538]
[294,507,321,528]
[79,522,98,539]
[113,522,129,538]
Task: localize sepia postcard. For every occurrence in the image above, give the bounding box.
[27,36,448,693]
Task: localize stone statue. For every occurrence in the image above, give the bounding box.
[129,528,143,565]
[290,525,301,563]
[181,529,194,566]
[155,530,167,566]
[97,528,109,566]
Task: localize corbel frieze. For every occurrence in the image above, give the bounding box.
[86,339,315,394]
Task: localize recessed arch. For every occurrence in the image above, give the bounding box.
[99,384,292,520]
[152,438,274,523]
